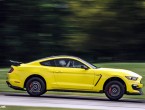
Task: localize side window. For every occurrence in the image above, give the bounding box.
[67,60,87,68]
[40,60,55,66]
[40,58,88,68]
[73,60,84,68]
[54,59,69,67]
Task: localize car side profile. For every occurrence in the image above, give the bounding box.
[6,55,143,100]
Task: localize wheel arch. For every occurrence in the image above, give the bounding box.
[24,74,46,88]
[103,77,127,93]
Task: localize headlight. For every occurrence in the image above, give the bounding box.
[125,76,138,81]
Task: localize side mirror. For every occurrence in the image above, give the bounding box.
[81,65,89,70]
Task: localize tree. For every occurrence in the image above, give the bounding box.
[68,0,145,59]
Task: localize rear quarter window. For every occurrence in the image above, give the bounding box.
[40,60,55,66]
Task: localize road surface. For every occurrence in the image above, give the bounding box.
[0,93,145,110]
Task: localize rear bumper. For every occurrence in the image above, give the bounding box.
[6,81,24,91]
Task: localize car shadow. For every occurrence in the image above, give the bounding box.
[2,92,145,103]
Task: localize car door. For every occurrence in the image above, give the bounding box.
[53,58,97,90]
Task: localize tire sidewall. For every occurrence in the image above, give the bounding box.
[26,77,46,96]
[105,81,125,101]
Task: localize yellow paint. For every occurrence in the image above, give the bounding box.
[7,56,143,94]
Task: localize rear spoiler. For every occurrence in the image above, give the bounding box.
[10,60,23,66]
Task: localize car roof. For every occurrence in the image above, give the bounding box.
[32,55,81,62]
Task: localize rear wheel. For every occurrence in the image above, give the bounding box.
[26,77,46,96]
[104,81,125,101]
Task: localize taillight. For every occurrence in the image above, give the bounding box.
[8,67,14,73]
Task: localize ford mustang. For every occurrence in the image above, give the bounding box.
[6,55,143,100]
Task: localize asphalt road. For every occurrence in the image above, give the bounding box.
[0,93,145,110]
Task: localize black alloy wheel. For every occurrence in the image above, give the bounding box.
[104,81,125,101]
[26,77,46,96]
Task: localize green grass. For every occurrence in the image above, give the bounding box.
[0,68,10,92]
[0,62,145,99]
[0,106,88,110]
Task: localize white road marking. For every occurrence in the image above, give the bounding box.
[0,94,145,110]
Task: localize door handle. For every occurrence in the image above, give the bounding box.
[54,71,62,73]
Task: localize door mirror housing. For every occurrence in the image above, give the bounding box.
[81,65,89,70]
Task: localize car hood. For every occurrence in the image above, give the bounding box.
[96,68,142,78]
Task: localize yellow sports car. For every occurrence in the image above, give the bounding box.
[6,55,143,100]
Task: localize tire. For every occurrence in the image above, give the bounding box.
[104,81,125,101]
[26,77,46,96]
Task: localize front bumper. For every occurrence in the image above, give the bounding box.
[127,83,143,95]
[127,89,143,95]
[6,81,24,91]
[132,83,143,90]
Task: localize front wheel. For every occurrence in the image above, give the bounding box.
[26,77,46,96]
[104,81,125,101]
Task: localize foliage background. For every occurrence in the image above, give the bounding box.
[1,0,145,67]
